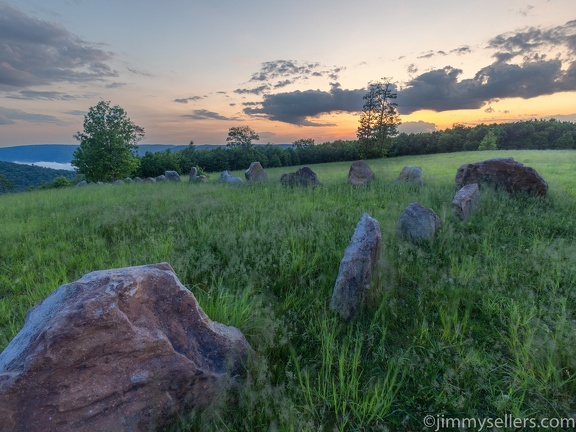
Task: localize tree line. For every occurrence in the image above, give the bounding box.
[69,85,576,182]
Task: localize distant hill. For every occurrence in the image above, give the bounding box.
[0,143,292,165]
[0,160,79,192]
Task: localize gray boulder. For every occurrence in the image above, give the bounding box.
[280,167,319,187]
[165,171,181,182]
[330,213,382,320]
[219,171,243,184]
[144,177,156,183]
[396,202,442,244]
[124,177,133,183]
[245,162,267,181]
[0,263,252,432]
[134,177,144,183]
[348,160,374,186]
[189,166,200,182]
[396,166,423,186]
[75,180,88,187]
[455,157,548,196]
[156,174,167,182]
[113,180,124,185]
[452,183,480,220]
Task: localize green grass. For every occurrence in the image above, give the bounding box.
[2,150,576,430]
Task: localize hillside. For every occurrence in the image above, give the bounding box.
[2,150,576,430]
[0,160,79,192]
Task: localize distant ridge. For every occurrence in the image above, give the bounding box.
[0,143,292,164]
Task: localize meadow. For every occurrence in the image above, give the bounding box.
[1,150,576,430]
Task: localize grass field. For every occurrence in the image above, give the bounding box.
[2,150,576,430]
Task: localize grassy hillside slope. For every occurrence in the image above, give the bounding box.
[1,150,576,430]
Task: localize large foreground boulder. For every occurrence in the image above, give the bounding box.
[0,263,252,432]
[280,167,319,187]
[347,160,374,186]
[455,157,548,196]
[396,202,442,244]
[245,162,267,181]
[330,213,381,320]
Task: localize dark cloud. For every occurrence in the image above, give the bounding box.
[0,106,60,124]
[105,82,126,89]
[0,4,117,89]
[488,20,576,61]
[239,60,344,94]
[181,109,238,121]
[243,83,364,126]
[64,110,86,116]
[407,64,418,74]
[450,46,472,55]
[7,90,76,100]
[234,85,269,95]
[398,59,576,114]
[174,96,204,104]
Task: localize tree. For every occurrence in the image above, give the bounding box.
[72,101,144,182]
[478,130,498,151]
[0,173,15,192]
[356,78,401,159]
[226,126,259,150]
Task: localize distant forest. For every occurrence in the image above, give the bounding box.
[138,119,576,177]
[1,119,575,192]
[0,161,79,193]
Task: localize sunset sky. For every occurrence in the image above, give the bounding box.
[1,0,575,147]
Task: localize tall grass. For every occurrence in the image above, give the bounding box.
[2,150,576,430]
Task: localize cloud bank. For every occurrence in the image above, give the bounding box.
[0,4,117,90]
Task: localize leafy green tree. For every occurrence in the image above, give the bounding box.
[356,78,401,159]
[72,101,144,182]
[0,173,15,192]
[478,130,498,150]
[554,131,575,149]
[226,126,259,150]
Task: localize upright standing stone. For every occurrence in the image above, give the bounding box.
[0,263,252,432]
[396,202,442,244]
[348,160,375,186]
[455,157,548,196]
[189,166,199,182]
[245,162,267,181]
[330,213,382,320]
[396,166,423,186]
[452,183,480,220]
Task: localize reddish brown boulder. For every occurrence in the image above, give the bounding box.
[347,160,374,186]
[330,213,382,320]
[452,183,480,220]
[245,162,267,181]
[0,263,251,432]
[455,157,548,196]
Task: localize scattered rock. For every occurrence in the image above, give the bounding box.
[124,177,133,183]
[0,263,252,432]
[144,177,156,183]
[165,171,181,182]
[452,183,480,220]
[189,167,200,182]
[280,167,319,187]
[347,160,374,186]
[75,180,88,187]
[134,177,144,183]
[396,202,442,244]
[96,181,104,186]
[396,166,423,186]
[156,174,167,182]
[330,213,382,320]
[113,179,124,185]
[245,162,267,182]
[455,157,548,196]
[219,171,243,184]
[198,175,208,182]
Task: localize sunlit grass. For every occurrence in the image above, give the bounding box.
[2,150,576,429]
